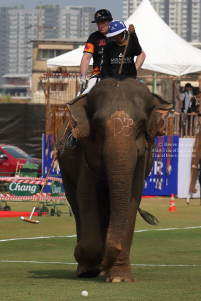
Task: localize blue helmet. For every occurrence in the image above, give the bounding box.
[106,20,127,38]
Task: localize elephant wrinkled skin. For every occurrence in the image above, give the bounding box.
[58,78,172,282]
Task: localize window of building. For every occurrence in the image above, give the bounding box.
[40,49,68,60]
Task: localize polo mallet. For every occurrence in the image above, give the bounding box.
[20,121,70,224]
[118,30,130,74]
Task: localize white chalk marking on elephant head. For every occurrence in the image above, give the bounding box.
[114,117,134,137]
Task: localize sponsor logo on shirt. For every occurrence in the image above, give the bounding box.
[99,39,106,46]
[98,48,104,55]
[111,56,132,65]
[92,66,100,75]
[84,43,94,53]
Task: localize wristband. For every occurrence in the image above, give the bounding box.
[81,74,86,76]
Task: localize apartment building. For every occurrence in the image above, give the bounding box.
[59,7,95,39]
[0,8,10,88]
[0,6,96,88]
[122,0,201,42]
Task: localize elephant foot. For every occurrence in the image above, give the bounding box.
[76,263,101,278]
[104,268,136,283]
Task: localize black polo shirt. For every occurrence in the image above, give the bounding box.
[84,31,112,74]
[100,32,142,78]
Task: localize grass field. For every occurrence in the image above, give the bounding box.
[0,197,201,301]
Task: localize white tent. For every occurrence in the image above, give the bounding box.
[47,0,201,76]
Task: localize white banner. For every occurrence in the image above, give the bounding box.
[178,138,200,198]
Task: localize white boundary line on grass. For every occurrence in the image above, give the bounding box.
[0,226,201,243]
[0,260,201,267]
[0,235,76,242]
[135,225,201,233]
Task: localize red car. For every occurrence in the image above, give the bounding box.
[0,144,42,177]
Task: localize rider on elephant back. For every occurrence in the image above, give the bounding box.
[100,21,146,80]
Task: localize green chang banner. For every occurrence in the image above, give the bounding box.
[7,182,39,196]
[51,181,61,196]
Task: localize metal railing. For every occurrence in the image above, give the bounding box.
[165,111,201,137]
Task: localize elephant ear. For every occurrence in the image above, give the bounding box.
[67,93,90,142]
[146,93,172,145]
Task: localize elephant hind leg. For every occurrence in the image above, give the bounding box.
[76,263,101,278]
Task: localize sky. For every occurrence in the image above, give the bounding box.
[1,0,123,20]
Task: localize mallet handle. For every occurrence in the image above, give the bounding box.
[29,207,36,219]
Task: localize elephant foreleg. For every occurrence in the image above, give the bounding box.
[58,160,81,242]
[75,163,103,278]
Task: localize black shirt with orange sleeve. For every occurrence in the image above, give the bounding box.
[84,31,112,75]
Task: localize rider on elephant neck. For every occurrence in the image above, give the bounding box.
[79,9,113,95]
[67,10,113,148]
[100,21,146,80]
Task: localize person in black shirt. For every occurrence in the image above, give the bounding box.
[187,90,200,135]
[100,20,145,79]
[67,9,113,147]
[79,9,113,94]
[188,90,201,114]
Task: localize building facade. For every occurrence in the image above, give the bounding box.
[122,0,201,43]
[31,38,91,103]
[0,6,96,88]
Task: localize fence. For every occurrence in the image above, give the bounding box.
[0,174,71,216]
[165,111,201,137]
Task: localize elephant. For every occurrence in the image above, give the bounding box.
[58,78,172,282]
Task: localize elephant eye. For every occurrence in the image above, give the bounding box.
[136,121,146,139]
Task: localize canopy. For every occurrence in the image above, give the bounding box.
[47,0,201,76]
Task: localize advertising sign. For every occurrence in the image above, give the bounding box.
[7,182,39,196]
[51,181,61,196]
[42,134,62,193]
[142,135,179,196]
[177,137,200,198]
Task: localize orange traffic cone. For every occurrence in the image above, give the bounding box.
[168,194,177,212]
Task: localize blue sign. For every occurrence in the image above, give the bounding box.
[142,135,179,196]
[42,134,178,196]
[42,134,62,193]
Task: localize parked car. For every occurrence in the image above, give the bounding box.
[0,144,42,177]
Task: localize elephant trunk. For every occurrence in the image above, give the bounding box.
[102,115,137,270]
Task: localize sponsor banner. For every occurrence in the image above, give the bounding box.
[42,135,63,193]
[142,136,179,196]
[7,182,39,196]
[178,138,200,198]
[51,181,61,196]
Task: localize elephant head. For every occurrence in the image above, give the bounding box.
[67,78,172,269]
